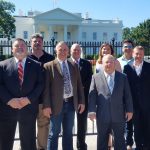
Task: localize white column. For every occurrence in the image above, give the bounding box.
[33,23,38,33]
[48,25,53,40]
[64,25,67,41]
[78,26,82,42]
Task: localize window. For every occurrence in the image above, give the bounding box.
[93,32,97,41]
[67,32,71,40]
[82,32,86,40]
[54,32,58,40]
[103,32,107,41]
[23,31,28,39]
[114,32,118,41]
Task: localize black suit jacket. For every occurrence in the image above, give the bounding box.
[79,59,93,103]
[70,58,93,106]
[124,61,150,112]
[0,57,44,117]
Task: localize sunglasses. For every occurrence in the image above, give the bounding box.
[123,45,133,49]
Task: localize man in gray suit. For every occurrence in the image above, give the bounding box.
[88,54,133,150]
[43,41,85,150]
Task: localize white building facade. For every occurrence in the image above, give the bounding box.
[12,8,123,42]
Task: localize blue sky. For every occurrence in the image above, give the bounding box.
[8,0,150,28]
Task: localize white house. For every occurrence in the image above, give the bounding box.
[12,8,123,42]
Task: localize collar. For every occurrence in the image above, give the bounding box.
[104,71,115,79]
[57,58,67,64]
[71,57,80,63]
[14,57,26,64]
[133,60,143,67]
[121,55,133,62]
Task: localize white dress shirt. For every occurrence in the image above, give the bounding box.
[133,61,143,76]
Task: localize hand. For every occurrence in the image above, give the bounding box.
[126,112,133,121]
[88,113,96,121]
[43,107,52,118]
[7,98,21,109]
[78,104,85,114]
[19,97,31,109]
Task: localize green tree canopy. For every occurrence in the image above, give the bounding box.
[123,19,150,55]
[123,19,150,46]
[0,0,15,39]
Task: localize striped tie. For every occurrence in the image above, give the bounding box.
[18,61,23,86]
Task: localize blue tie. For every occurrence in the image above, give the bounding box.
[62,61,71,95]
[108,75,114,93]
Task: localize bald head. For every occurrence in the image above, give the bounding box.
[102,54,115,62]
[70,43,81,60]
[102,54,115,74]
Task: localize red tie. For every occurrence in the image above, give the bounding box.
[18,61,23,86]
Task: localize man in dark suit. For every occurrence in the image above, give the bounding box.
[42,41,85,150]
[0,38,44,150]
[124,46,150,150]
[118,39,134,150]
[28,33,55,150]
[70,43,93,150]
[88,54,133,150]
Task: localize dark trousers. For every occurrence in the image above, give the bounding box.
[77,109,88,150]
[125,119,134,146]
[97,121,126,150]
[0,112,37,150]
[133,110,150,149]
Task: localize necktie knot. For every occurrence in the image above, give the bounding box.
[74,60,79,68]
[75,60,78,64]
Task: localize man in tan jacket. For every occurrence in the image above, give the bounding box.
[43,41,85,150]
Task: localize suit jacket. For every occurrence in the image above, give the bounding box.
[124,61,150,112]
[0,57,44,116]
[88,70,133,123]
[42,58,85,116]
[69,58,93,105]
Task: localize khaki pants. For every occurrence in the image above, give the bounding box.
[37,104,50,150]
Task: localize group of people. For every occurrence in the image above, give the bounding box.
[0,33,92,150]
[0,33,150,150]
[89,40,150,150]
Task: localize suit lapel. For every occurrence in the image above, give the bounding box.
[54,59,63,76]
[79,58,83,70]
[11,57,21,88]
[67,60,74,85]
[23,58,32,84]
[139,61,145,78]
[100,71,111,93]
[112,71,119,94]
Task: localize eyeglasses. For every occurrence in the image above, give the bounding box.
[123,45,133,49]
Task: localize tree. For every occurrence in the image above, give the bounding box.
[122,27,132,40]
[123,19,150,55]
[123,19,150,45]
[0,0,15,39]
